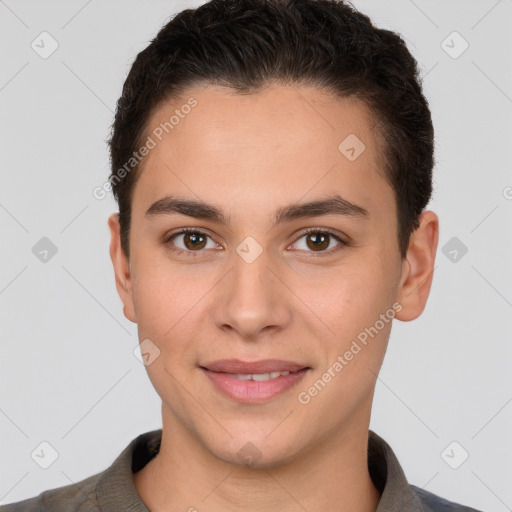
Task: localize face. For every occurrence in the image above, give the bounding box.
[109,84,438,467]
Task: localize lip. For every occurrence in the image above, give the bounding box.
[200,359,311,404]
[201,359,308,374]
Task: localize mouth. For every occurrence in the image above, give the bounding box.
[217,369,300,381]
[200,359,311,403]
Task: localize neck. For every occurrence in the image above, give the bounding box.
[134,406,381,512]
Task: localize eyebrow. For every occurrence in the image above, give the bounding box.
[145,194,369,228]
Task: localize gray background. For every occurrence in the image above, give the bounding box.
[1,0,511,509]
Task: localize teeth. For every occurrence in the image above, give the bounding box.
[235,370,290,381]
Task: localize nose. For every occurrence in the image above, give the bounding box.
[212,243,292,341]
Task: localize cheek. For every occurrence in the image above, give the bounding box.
[298,275,395,423]
[304,257,396,363]
[130,258,203,341]
[296,264,383,335]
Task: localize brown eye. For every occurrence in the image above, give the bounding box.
[182,232,207,250]
[305,232,330,251]
[166,229,218,256]
[291,229,346,254]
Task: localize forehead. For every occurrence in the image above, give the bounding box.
[132,84,392,224]
[145,84,380,154]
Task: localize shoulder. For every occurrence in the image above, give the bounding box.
[411,485,484,512]
[0,429,160,512]
[0,472,101,512]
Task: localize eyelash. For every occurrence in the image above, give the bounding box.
[164,227,349,258]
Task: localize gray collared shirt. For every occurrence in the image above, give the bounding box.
[0,429,482,511]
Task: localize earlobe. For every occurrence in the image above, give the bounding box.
[395,210,439,322]
[108,213,137,323]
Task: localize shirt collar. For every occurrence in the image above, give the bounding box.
[368,430,425,511]
[95,429,423,511]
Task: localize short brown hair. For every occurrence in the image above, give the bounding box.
[108,0,434,259]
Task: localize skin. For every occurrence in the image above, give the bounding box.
[108,84,439,512]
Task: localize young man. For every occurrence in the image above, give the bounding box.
[1,0,482,510]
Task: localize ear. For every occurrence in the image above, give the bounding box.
[108,213,136,323]
[395,210,439,322]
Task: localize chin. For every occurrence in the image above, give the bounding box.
[205,431,305,470]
